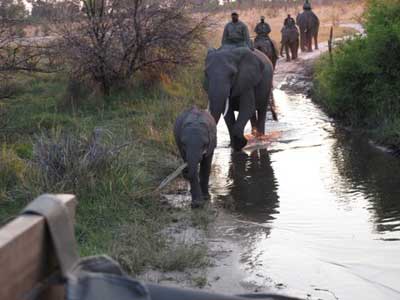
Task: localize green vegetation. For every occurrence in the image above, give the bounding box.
[0,62,209,274]
[313,0,400,147]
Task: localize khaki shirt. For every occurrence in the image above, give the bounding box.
[222,21,251,47]
[254,22,271,37]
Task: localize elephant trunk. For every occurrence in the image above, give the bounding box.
[185,142,204,204]
[186,144,203,180]
[208,81,231,124]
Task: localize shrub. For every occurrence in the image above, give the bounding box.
[314,0,400,130]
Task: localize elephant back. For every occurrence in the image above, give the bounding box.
[254,38,278,60]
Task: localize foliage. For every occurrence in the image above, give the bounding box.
[0,0,27,20]
[57,0,209,95]
[29,0,80,21]
[314,0,400,146]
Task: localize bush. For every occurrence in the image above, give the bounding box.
[314,0,400,132]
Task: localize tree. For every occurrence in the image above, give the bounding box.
[0,0,27,20]
[29,0,80,20]
[58,0,209,95]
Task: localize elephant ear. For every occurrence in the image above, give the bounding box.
[232,50,265,95]
[202,72,209,92]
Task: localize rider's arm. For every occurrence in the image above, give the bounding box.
[221,25,229,45]
[244,24,251,47]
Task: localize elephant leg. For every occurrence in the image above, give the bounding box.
[314,33,319,50]
[280,44,284,57]
[285,44,290,61]
[306,31,312,52]
[199,153,213,200]
[256,106,267,135]
[300,32,306,52]
[250,112,258,136]
[290,43,296,60]
[293,39,299,59]
[224,107,236,144]
[232,91,255,151]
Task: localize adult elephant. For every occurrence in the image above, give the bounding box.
[296,9,319,52]
[280,25,299,61]
[204,47,274,151]
[254,37,279,69]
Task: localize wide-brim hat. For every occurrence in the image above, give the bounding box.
[260,16,265,20]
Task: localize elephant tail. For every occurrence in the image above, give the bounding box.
[270,91,278,121]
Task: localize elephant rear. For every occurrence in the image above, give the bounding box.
[281,26,299,44]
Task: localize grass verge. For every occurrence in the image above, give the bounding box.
[0,61,210,275]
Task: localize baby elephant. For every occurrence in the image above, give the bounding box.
[174,106,217,208]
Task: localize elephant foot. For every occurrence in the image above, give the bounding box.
[191,198,205,209]
[286,58,291,62]
[202,192,211,201]
[232,135,248,151]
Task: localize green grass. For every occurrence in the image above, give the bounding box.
[0,59,210,274]
[313,0,400,148]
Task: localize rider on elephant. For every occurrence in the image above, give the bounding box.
[284,14,296,27]
[297,0,320,51]
[254,16,278,68]
[303,0,312,10]
[221,12,252,49]
[254,16,271,38]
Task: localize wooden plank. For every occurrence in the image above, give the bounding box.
[0,194,77,300]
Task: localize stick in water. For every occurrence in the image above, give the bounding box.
[157,163,188,191]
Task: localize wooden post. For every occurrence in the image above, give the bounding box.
[328,26,334,62]
[0,194,77,300]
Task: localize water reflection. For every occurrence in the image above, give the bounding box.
[332,131,400,235]
[226,149,279,223]
[207,87,400,299]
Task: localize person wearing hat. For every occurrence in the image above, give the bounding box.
[221,11,252,49]
[303,0,312,10]
[254,15,278,67]
[254,16,271,38]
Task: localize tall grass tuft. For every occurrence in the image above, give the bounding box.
[32,129,126,191]
[0,146,26,196]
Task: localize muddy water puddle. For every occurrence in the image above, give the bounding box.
[205,74,400,299]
